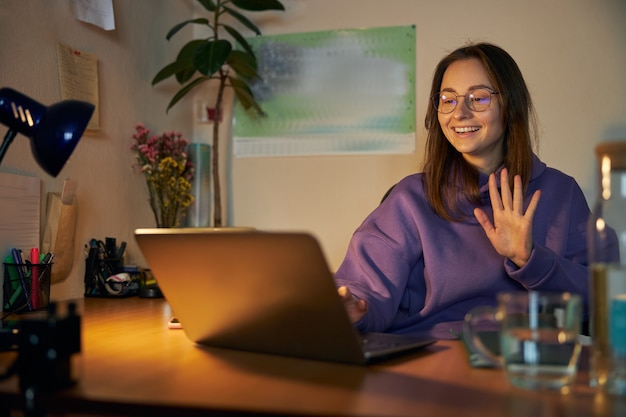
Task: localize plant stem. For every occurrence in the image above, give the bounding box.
[212,68,228,227]
[211,0,224,227]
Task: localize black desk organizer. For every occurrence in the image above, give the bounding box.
[83,247,138,298]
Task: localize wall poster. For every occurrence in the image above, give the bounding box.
[233,25,416,157]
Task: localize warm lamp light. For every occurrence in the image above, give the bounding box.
[0,87,95,177]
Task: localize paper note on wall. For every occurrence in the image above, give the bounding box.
[0,173,40,310]
[57,42,100,131]
[71,0,116,31]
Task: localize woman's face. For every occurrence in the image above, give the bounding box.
[437,58,505,174]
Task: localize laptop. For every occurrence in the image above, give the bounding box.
[134,228,436,364]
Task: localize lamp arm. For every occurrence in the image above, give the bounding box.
[0,128,18,166]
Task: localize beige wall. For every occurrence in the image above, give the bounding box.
[230,0,626,271]
[0,0,195,300]
[1,0,625,301]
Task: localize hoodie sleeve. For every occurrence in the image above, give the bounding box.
[505,169,590,300]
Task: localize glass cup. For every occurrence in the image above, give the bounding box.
[463,291,583,390]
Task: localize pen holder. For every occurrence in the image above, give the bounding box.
[83,252,138,298]
[3,262,52,312]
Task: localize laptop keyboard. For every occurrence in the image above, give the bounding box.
[361,332,420,350]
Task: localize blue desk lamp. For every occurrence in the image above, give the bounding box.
[0,87,95,177]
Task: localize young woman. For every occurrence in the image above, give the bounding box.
[334,42,590,339]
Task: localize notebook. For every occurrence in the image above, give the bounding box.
[134,228,436,364]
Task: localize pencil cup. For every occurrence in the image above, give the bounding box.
[3,262,52,312]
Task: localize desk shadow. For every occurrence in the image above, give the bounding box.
[194,342,500,414]
[195,341,445,390]
[193,342,619,417]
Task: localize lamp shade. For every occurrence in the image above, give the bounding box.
[0,87,94,177]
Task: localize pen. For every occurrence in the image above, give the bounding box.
[11,248,31,310]
[106,237,117,258]
[42,252,53,264]
[117,241,127,259]
[30,247,40,309]
[4,254,23,309]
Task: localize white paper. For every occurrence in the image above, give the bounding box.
[0,173,40,310]
[71,0,115,31]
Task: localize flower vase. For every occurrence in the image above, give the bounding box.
[148,181,187,228]
[131,124,195,229]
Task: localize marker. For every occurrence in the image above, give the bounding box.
[30,247,40,309]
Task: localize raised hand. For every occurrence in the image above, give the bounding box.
[473,168,541,268]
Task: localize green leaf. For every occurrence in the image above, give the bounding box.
[153,39,207,85]
[223,6,261,36]
[176,40,207,66]
[196,0,217,12]
[167,77,211,112]
[228,76,251,94]
[173,39,207,83]
[166,18,209,41]
[229,76,265,116]
[153,62,183,85]
[231,0,285,12]
[175,68,197,85]
[193,39,232,76]
[227,50,258,80]
[223,25,256,57]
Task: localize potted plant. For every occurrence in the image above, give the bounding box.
[152,0,285,227]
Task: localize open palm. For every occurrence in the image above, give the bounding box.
[474,168,541,268]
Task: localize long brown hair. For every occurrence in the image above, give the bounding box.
[423,42,537,221]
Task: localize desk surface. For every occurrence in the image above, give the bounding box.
[1,297,625,417]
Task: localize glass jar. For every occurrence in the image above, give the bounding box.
[588,141,626,395]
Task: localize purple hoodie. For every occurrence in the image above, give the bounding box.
[334,155,590,340]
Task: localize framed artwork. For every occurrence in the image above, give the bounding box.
[233,26,416,157]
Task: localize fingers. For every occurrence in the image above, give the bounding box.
[513,174,525,213]
[337,286,368,323]
[338,286,366,311]
[337,285,350,300]
[488,172,504,211]
[498,168,512,211]
[474,207,495,234]
[525,189,541,219]
[490,168,534,215]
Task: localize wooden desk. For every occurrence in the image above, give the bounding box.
[1,297,625,416]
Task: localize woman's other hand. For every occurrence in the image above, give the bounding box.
[337,285,368,323]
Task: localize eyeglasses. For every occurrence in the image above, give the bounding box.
[432,88,499,114]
